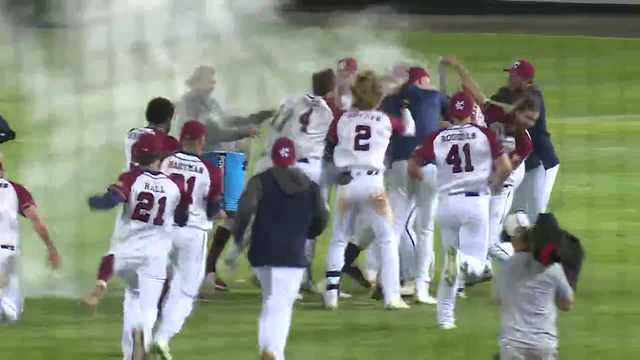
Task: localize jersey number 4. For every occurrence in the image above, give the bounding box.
[353,125,371,151]
[131,192,167,225]
[446,143,474,173]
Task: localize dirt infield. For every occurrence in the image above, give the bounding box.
[284,12,640,38]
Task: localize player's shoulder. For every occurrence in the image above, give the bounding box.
[127,127,154,139]
[4,179,29,194]
[118,166,145,183]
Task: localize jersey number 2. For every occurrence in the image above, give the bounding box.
[131,192,167,225]
[446,143,474,173]
[353,125,371,151]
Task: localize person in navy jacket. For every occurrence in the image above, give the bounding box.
[234,137,329,360]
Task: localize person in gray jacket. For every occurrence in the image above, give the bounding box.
[496,213,575,360]
[175,65,274,152]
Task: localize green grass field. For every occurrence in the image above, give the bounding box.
[1,26,640,359]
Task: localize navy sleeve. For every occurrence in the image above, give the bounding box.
[528,90,559,169]
[88,190,126,210]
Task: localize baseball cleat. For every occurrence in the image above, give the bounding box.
[370,284,384,301]
[151,340,173,360]
[457,288,468,299]
[400,280,416,296]
[466,264,493,287]
[385,298,411,310]
[82,282,107,308]
[323,290,339,310]
[444,247,459,287]
[343,265,372,289]
[339,291,353,299]
[415,281,437,304]
[295,293,304,301]
[215,276,229,291]
[260,350,276,360]
[439,322,457,330]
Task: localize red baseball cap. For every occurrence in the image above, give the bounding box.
[337,57,358,74]
[408,67,429,84]
[504,59,535,81]
[271,137,296,168]
[132,132,162,163]
[448,91,475,120]
[180,120,207,141]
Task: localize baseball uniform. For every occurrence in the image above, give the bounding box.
[325,109,409,308]
[414,122,503,326]
[0,179,36,322]
[155,151,223,346]
[106,168,188,359]
[484,104,534,262]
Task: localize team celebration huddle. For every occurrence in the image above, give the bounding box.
[0,55,585,360]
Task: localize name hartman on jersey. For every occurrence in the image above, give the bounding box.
[167,160,205,174]
[441,132,477,143]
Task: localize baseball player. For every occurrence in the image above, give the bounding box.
[177,65,274,292]
[152,121,223,359]
[441,57,539,264]
[83,97,181,307]
[88,133,190,360]
[234,138,329,360]
[492,59,559,223]
[251,69,335,290]
[408,91,512,329]
[497,213,576,359]
[323,70,415,310]
[0,153,61,323]
[386,66,448,304]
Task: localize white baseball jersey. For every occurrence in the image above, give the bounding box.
[264,94,334,160]
[124,127,180,169]
[109,168,185,251]
[416,123,503,194]
[0,178,35,247]
[161,151,222,231]
[332,110,393,170]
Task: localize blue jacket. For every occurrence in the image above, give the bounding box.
[492,86,559,170]
[234,167,329,268]
[386,86,448,163]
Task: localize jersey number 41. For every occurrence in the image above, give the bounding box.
[446,143,474,174]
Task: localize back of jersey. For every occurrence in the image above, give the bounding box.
[0,179,20,246]
[433,124,498,194]
[113,169,182,246]
[125,127,155,169]
[333,110,392,170]
[161,152,221,231]
[268,95,333,160]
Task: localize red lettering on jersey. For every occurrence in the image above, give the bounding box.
[9,181,36,217]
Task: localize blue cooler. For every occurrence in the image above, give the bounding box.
[202,151,247,212]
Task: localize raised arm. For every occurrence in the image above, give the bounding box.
[440,56,488,105]
[23,205,60,269]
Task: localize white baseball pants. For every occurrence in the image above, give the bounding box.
[254,266,305,360]
[325,170,401,304]
[436,193,490,325]
[488,186,516,263]
[511,164,559,223]
[0,248,20,323]
[116,236,171,360]
[155,227,208,344]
